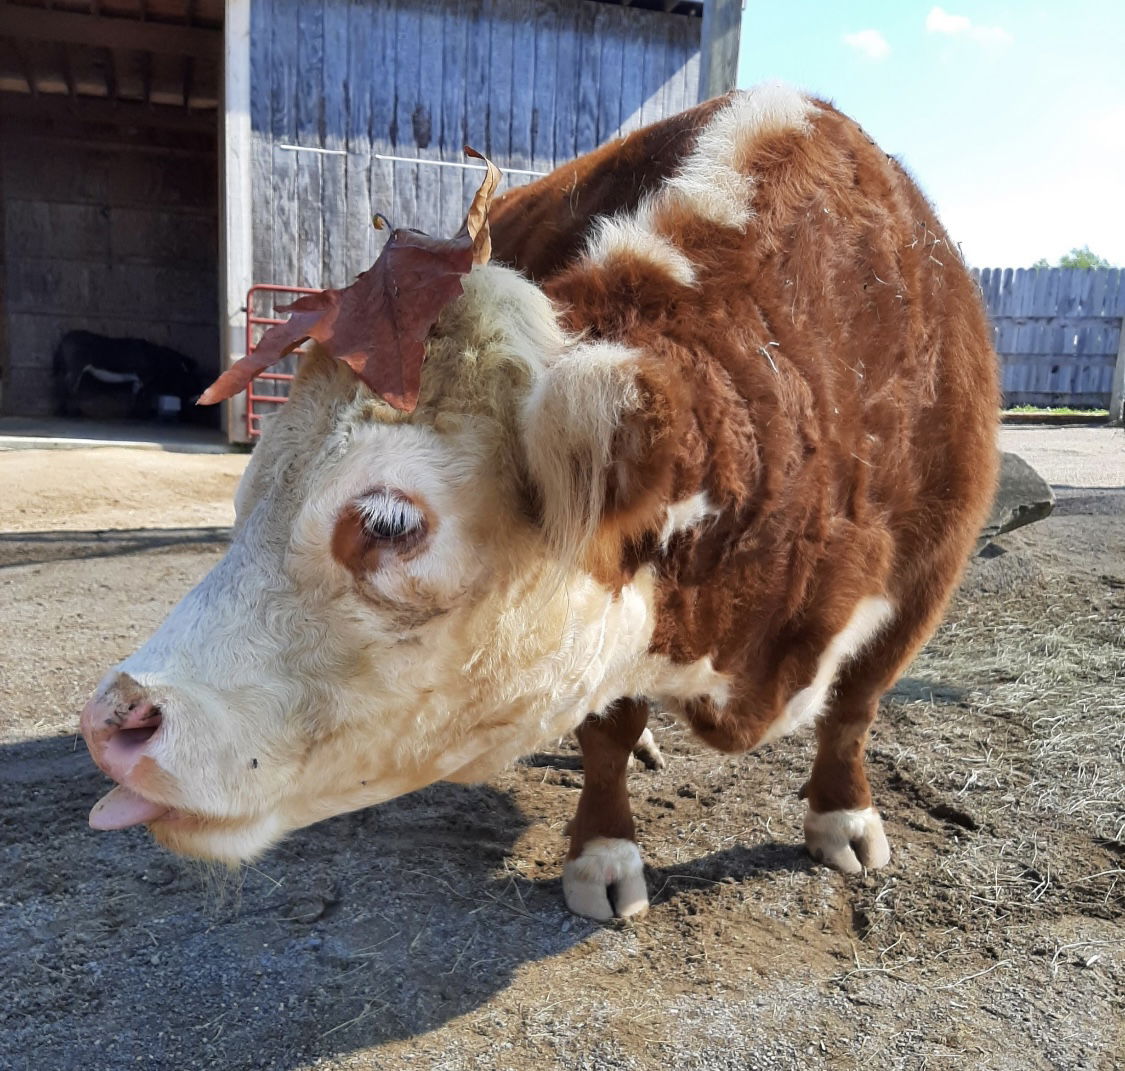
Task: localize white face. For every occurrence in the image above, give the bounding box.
[82,267,659,863]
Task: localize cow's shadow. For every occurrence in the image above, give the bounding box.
[0,734,807,1071]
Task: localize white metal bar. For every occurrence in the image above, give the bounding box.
[277,143,547,177]
[277,143,348,156]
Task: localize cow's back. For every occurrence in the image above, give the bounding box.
[490,97,727,282]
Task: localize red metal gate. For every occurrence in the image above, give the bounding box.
[243,283,319,439]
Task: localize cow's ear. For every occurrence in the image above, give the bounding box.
[520,343,686,577]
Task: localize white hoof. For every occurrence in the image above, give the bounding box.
[804,806,891,874]
[563,837,649,920]
[630,728,666,771]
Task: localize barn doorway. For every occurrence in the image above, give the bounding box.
[0,0,223,430]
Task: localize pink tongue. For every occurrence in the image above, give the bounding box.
[89,785,170,830]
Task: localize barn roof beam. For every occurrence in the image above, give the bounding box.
[0,91,216,132]
[0,4,221,60]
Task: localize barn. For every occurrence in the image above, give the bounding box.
[0,0,740,441]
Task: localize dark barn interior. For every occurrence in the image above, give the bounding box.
[0,0,222,419]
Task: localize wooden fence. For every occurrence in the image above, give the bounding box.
[973,267,1125,414]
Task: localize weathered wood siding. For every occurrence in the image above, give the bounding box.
[248,0,702,290]
[974,268,1125,408]
[0,120,219,417]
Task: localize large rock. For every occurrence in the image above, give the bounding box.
[978,452,1055,543]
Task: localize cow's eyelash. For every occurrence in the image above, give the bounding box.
[354,491,424,541]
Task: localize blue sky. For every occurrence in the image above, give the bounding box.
[737,2,1125,268]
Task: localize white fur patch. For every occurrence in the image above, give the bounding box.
[520,339,643,566]
[563,837,648,920]
[584,211,698,287]
[81,365,144,391]
[659,491,720,549]
[804,806,891,874]
[761,595,893,744]
[650,652,733,711]
[662,82,815,230]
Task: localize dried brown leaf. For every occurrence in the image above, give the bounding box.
[198,150,504,413]
[462,146,503,265]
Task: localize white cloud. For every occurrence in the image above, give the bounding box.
[926,6,1012,46]
[843,29,891,61]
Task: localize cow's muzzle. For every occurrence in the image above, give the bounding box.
[80,672,174,829]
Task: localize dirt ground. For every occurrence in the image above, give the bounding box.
[1,427,1122,1071]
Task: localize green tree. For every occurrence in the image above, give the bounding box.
[1033,246,1115,269]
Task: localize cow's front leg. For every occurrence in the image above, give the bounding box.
[564,697,650,920]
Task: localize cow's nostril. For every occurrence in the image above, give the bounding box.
[103,708,163,768]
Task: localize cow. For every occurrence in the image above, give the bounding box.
[53,330,206,421]
[79,86,999,921]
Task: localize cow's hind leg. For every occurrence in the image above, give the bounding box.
[565,697,650,920]
[804,560,969,873]
[802,683,891,874]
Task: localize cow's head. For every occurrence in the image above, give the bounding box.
[80,264,677,863]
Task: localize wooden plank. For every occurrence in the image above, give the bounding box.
[248,0,272,282]
[320,0,348,286]
[574,1,599,153]
[1,258,219,323]
[390,0,419,231]
[0,2,222,59]
[461,0,489,154]
[487,0,513,162]
[344,0,376,277]
[682,36,701,109]
[595,4,624,142]
[676,12,699,112]
[1101,268,1124,315]
[1111,312,1125,424]
[110,205,217,263]
[438,0,468,233]
[617,7,646,134]
[0,91,215,132]
[267,0,299,289]
[366,0,394,238]
[5,201,109,260]
[1000,267,1014,317]
[698,0,739,100]
[661,13,689,117]
[530,0,558,174]
[414,0,445,236]
[638,10,668,129]
[508,0,535,173]
[295,0,325,287]
[1074,265,1096,317]
[551,0,578,162]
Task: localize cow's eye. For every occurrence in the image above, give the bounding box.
[355,490,425,542]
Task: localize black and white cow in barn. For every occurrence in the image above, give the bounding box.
[53,330,205,421]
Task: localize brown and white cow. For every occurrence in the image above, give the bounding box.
[79,86,999,920]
